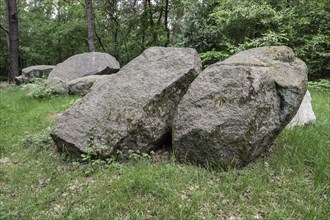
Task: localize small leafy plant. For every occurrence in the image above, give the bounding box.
[20,79,56,99]
[128,149,151,162]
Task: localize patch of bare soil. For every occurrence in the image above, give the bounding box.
[44,113,60,121]
[0,82,13,92]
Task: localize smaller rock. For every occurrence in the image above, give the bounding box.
[15,65,55,84]
[68,75,109,96]
[48,52,120,83]
[14,76,24,85]
[48,77,68,95]
[0,157,11,165]
[286,90,316,128]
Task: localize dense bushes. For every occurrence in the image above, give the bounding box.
[182,0,329,78]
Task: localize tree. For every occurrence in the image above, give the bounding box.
[6,0,20,82]
[85,0,96,52]
[0,0,9,79]
[1,0,326,79]
[164,0,170,46]
[181,0,329,78]
[18,0,87,67]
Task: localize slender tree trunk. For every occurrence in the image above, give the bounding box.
[85,0,96,52]
[164,0,170,46]
[147,0,158,45]
[7,0,20,82]
[172,7,184,44]
[141,0,148,49]
[0,7,10,76]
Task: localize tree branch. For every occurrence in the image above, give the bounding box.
[0,24,9,34]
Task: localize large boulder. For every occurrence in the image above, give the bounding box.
[286,90,316,128]
[48,52,120,83]
[15,65,54,84]
[67,75,109,96]
[51,47,202,158]
[173,46,308,168]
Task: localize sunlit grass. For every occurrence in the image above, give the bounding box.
[0,84,329,219]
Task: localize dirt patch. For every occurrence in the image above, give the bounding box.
[44,113,61,121]
[0,82,13,92]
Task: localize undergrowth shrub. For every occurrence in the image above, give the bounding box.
[199,32,290,68]
[20,79,56,99]
[308,79,330,91]
[200,50,232,68]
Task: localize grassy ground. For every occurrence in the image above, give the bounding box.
[0,82,329,219]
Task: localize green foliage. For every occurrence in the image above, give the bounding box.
[294,34,330,77]
[183,0,329,78]
[1,0,328,78]
[235,31,289,52]
[211,1,280,44]
[78,148,153,176]
[20,79,56,100]
[308,79,330,91]
[128,150,152,162]
[200,50,232,68]
[18,0,87,67]
[198,32,290,68]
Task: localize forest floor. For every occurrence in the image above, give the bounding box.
[0,81,329,219]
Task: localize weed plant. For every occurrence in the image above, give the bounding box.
[20,79,56,100]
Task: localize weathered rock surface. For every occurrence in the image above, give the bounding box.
[48,52,120,83]
[51,47,202,158]
[15,65,54,84]
[286,90,316,128]
[48,77,69,95]
[68,75,109,96]
[173,46,308,168]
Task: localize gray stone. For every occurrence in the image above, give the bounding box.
[172,46,308,168]
[15,65,54,84]
[51,47,202,158]
[286,90,316,128]
[68,75,109,96]
[48,77,68,95]
[48,52,120,83]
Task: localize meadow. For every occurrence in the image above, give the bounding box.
[0,81,329,219]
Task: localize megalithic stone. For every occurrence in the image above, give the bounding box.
[172,46,308,168]
[51,47,202,158]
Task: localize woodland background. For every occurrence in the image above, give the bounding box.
[0,0,329,80]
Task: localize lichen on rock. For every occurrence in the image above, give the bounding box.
[172,46,308,168]
[51,47,202,158]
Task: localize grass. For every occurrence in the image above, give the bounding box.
[0,82,329,219]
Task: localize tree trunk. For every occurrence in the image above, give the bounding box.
[164,0,170,46]
[85,0,96,52]
[172,7,184,44]
[7,0,20,82]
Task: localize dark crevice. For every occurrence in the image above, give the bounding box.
[274,82,286,124]
[148,130,172,153]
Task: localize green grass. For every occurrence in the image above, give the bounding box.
[1,83,329,219]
